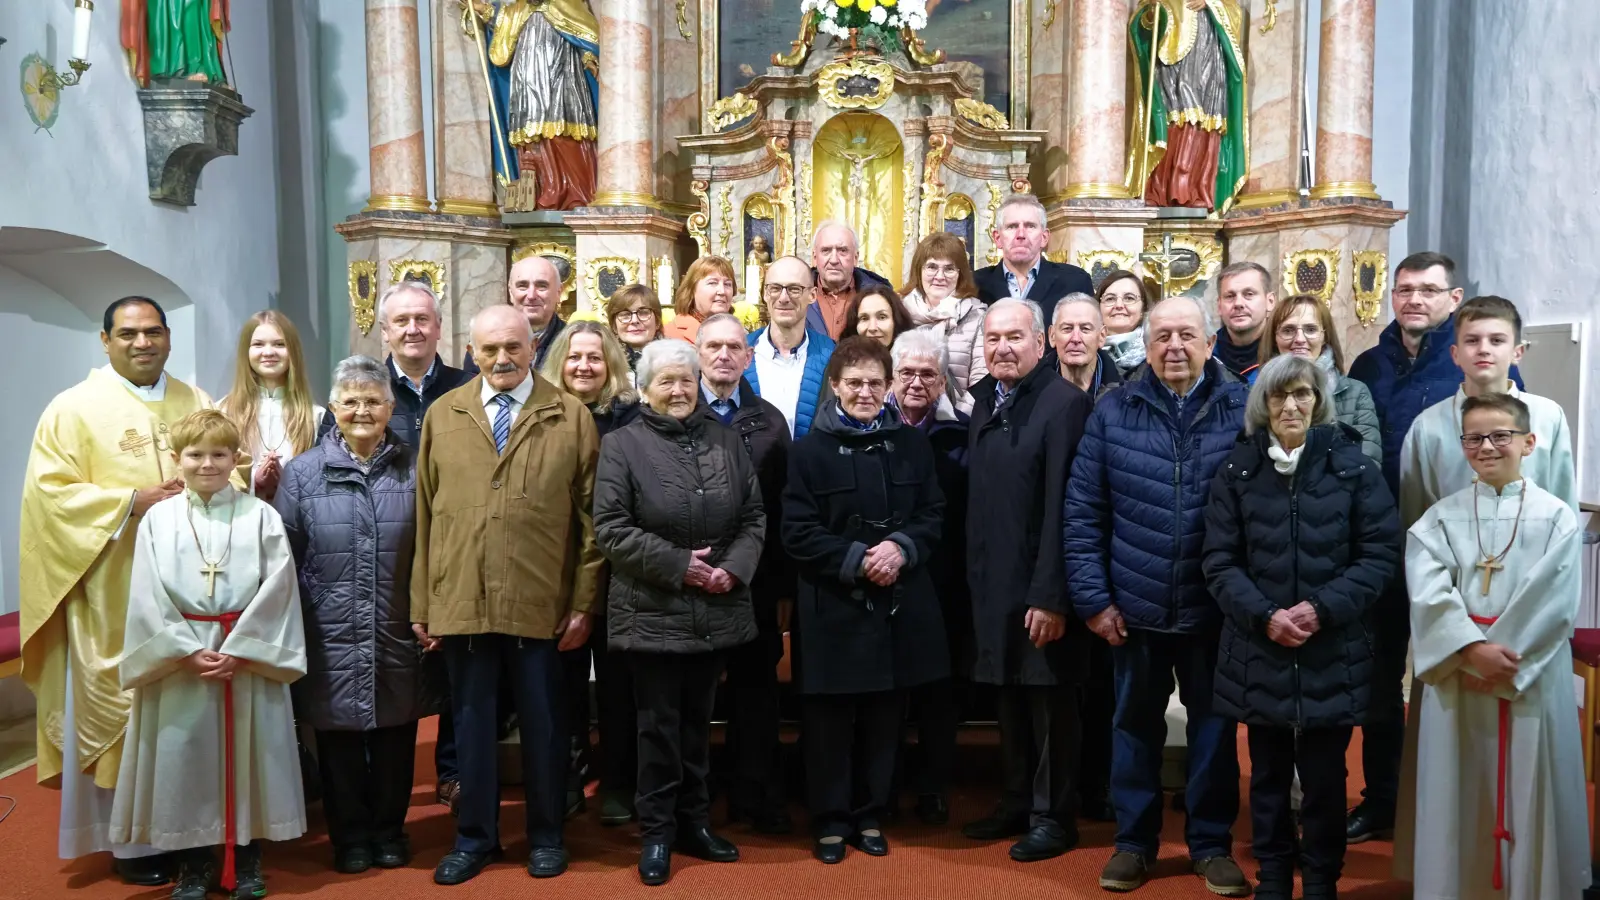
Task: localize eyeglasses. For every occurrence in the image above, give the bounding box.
[1276,324,1322,341]
[1267,388,1317,408]
[839,378,887,395]
[1459,430,1528,449]
[335,398,390,413]
[614,309,654,323]
[763,283,808,299]
[1101,294,1143,311]
[895,368,941,384]
[921,262,960,277]
[1393,286,1450,300]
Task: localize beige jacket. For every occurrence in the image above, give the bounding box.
[902,290,989,414]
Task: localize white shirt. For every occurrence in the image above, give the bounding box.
[481,371,535,423]
[104,363,168,402]
[753,328,809,438]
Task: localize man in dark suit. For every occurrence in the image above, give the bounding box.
[974,194,1093,328]
[462,255,568,374]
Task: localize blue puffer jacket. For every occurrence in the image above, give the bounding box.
[1063,359,1249,633]
[745,326,836,438]
[1348,314,1522,494]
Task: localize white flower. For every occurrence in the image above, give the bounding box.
[900,0,926,15]
[821,2,836,18]
[905,11,927,29]
[868,5,887,24]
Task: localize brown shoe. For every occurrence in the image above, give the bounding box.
[1099,851,1149,892]
[436,779,461,816]
[1193,856,1252,897]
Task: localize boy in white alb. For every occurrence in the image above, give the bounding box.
[1404,394,1588,899]
[110,410,308,900]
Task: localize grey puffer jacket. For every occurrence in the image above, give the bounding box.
[275,429,436,731]
[594,405,764,655]
[1331,372,1381,462]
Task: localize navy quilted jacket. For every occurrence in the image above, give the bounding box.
[1063,359,1249,633]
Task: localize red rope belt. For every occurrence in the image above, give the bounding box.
[1469,613,1512,891]
[183,611,244,892]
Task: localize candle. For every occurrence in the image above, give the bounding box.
[71,0,94,62]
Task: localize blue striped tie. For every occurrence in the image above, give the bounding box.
[492,393,513,454]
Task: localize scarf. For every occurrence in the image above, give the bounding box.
[333,427,387,475]
[1267,434,1305,475]
[903,289,972,331]
[1103,329,1146,373]
[836,401,885,432]
[1214,328,1261,376]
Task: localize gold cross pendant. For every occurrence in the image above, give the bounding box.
[200,562,223,599]
[1476,557,1503,594]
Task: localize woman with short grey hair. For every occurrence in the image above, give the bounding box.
[275,355,435,875]
[1243,353,1335,436]
[635,337,701,390]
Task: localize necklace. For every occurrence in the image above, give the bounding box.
[187,492,237,599]
[257,393,290,456]
[1472,478,1525,594]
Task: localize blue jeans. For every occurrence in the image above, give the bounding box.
[1110,628,1239,860]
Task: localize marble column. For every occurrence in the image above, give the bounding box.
[1063,0,1130,198]
[1311,0,1379,200]
[593,0,658,208]
[1234,0,1307,210]
[432,0,498,216]
[365,0,430,212]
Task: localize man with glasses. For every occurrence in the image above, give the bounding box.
[1346,254,1524,844]
[745,256,836,438]
[809,222,889,340]
[962,299,1095,865]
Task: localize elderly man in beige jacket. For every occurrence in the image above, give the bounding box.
[411,304,603,886]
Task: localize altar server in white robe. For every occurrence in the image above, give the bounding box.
[111,410,308,900]
[1404,393,1589,900]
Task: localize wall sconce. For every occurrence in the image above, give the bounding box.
[39,0,93,90]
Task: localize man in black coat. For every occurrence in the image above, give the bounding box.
[973,194,1093,328]
[694,314,796,833]
[462,255,568,374]
[962,298,1093,862]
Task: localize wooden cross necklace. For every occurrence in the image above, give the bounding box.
[187,492,237,599]
[1472,478,1525,594]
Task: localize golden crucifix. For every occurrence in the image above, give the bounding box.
[1138,232,1185,302]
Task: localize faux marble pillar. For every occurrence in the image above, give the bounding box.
[432,0,498,215]
[594,0,658,207]
[1064,0,1130,198]
[1311,0,1378,200]
[1235,0,1307,210]
[365,0,430,212]
[1031,0,1069,197]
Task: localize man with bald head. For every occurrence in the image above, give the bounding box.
[413,303,602,885]
[464,255,569,375]
[745,255,836,438]
[1063,296,1250,895]
[809,222,889,339]
[1049,293,1122,401]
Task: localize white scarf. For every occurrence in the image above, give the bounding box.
[1103,329,1146,372]
[1267,434,1305,475]
[903,289,974,332]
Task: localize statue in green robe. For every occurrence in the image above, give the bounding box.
[120,0,231,88]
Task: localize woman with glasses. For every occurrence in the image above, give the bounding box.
[782,336,948,863]
[1257,294,1381,460]
[605,283,662,377]
[841,285,914,349]
[1095,270,1152,376]
[663,257,738,343]
[899,233,987,413]
[1202,353,1399,900]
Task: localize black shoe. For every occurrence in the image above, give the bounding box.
[675,825,740,862]
[914,793,950,826]
[961,810,1029,841]
[373,836,410,869]
[171,851,217,900]
[638,844,671,886]
[230,843,267,900]
[1300,868,1340,900]
[1345,803,1394,844]
[599,793,636,826]
[849,830,889,856]
[115,853,174,886]
[433,848,502,885]
[527,846,569,878]
[334,844,374,875]
[813,837,847,864]
[1009,824,1076,862]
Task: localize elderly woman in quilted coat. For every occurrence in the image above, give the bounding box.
[275,355,437,876]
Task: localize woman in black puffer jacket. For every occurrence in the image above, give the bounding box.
[1201,353,1399,900]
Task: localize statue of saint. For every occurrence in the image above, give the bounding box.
[470,0,600,211]
[119,0,231,88]
[744,235,771,302]
[1128,0,1248,212]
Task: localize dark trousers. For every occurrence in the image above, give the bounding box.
[631,650,723,845]
[435,691,458,783]
[1248,725,1352,879]
[1359,593,1408,812]
[443,634,567,853]
[1079,640,1116,805]
[996,684,1082,832]
[803,691,903,839]
[316,722,419,849]
[723,633,784,814]
[1110,629,1239,860]
[591,624,636,796]
[907,677,961,796]
[561,645,593,791]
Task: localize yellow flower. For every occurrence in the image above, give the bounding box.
[732,301,763,331]
[857,0,877,10]
[834,0,852,7]
[881,0,897,7]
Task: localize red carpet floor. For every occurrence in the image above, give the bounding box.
[0,718,1418,900]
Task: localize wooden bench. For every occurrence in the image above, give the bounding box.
[0,611,19,680]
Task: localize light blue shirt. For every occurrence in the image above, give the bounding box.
[1003,259,1042,299]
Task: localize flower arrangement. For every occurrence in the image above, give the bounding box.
[801,0,928,48]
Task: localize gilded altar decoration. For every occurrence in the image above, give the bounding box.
[767,136,797,255]
[1127,0,1250,213]
[1076,250,1137,289]
[772,15,818,66]
[902,157,920,241]
[1139,233,1219,295]
[814,112,904,279]
[676,0,693,38]
[583,256,641,306]
[902,28,946,65]
[797,161,813,250]
[688,178,711,257]
[120,0,232,87]
[983,184,1006,264]
[1041,0,1059,31]
[1352,250,1387,326]
[817,58,896,111]
[706,92,758,132]
[1012,177,1032,194]
[348,260,378,336]
[955,98,1010,131]
[718,184,736,257]
[513,242,577,309]
[389,258,447,300]
[1258,0,1277,34]
[919,133,951,239]
[1283,249,1341,306]
[946,194,975,222]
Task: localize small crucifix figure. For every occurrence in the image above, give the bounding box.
[1137,232,1184,302]
[201,562,223,599]
[1476,556,1504,594]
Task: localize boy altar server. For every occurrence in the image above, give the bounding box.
[111,410,308,900]
[1405,393,1588,900]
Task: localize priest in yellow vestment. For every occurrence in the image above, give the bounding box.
[18,297,218,880]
